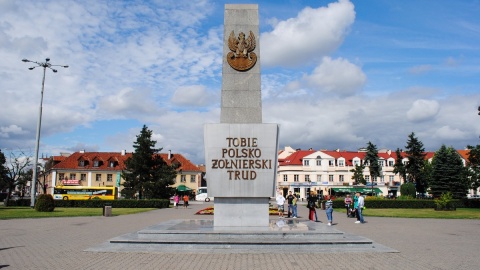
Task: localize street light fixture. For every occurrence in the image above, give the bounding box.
[22,58,68,207]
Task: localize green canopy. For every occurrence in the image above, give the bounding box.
[331,187,383,194]
[176,185,192,192]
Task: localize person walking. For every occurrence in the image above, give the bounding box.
[355,192,365,224]
[173,194,180,209]
[286,191,295,218]
[325,195,333,226]
[276,193,286,218]
[344,194,352,217]
[183,194,189,209]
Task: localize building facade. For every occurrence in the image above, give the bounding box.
[277,146,476,199]
[45,150,202,197]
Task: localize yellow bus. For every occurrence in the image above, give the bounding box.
[53,186,117,200]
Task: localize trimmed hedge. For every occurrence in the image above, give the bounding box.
[330,198,472,209]
[5,198,170,208]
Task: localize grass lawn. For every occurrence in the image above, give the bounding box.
[0,206,157,219]
[336,208,480,219]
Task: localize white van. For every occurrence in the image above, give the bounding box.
[195,187,213,202]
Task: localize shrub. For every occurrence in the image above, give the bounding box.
[434,192,456,211]
[400,182,416,198]
[34,194,55,212]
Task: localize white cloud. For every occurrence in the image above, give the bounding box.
[406,99,440,122]
[304,57,366,96]
[261,0,355,67]
[171,85,216,107]
[434,126,467,140]
[408,64,432,75]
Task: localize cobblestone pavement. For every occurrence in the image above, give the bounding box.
[1,202,479,270]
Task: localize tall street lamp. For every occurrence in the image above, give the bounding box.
[22,58,68,207]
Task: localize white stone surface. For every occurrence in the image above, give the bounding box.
[204,123,278,198]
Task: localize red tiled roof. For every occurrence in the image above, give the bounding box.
[53,151,201,172]
[279,150,315,166]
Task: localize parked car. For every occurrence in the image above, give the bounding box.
[467,194,480,199]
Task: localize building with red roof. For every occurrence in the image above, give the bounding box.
[44,150,202,197]
[277,146,474,199]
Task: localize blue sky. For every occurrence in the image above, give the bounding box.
[1,0,480,165]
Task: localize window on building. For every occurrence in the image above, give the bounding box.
[317,175,322,182]
[365,175,370,182]
[283,175,288,182]
[78,160,84,167]
[81,174,86,181]
[294,175,299,182]
[107,174,113,182]
[95,174,101,181]
[190,175,196,183]
[181,175,186,183]
[69,173,76,180]
[328,160,334,166]
[353,159,360,166]
[388,160,394,166]
[316,159,321,166]
[338,160,344,167]
[93,160,99,167]
[109,161,115,167]
[389,175,394,182]
[378,160,384,167]
[402,160,408,165]
[364,161,369,166]
[339,175,344,182]
[380,175,385,182]
[58,173,64,181]
[303,159,309,166]
[305,175,310,182]
[329,175,334,182]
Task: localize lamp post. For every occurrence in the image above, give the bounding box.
[22,58,68,207]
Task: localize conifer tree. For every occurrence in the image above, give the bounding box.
[350,164,366,185]
[430,145,467,199]
[121,125,177,199]
[364,141,381,195]
[393,148,406,184]
[405,132,427,194]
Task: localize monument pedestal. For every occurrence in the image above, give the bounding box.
[213,197,270,227]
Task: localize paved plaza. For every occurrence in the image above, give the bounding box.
[1,202,479,270]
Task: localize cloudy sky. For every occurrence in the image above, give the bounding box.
[1,0,480,165]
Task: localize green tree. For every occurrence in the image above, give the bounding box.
[121,125,177,199]
[466,144,480,194]
[400,182,416,198]
[350,164,366,185]
[405,132,427,194]
[430,145,468,199]
[393,148,406,184]
[364,141,382,195]
[0,150,8,191]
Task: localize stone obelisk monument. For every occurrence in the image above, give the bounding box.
[204,4,279,228]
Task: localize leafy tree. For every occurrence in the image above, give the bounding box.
[430,145,468,199]
[364,141,382,183]
[405,132,427,194]
[393,148,407,183]
[350,164,366,185]
[466,144,480,194]
[121,125,177,199]
[1,151,32,200]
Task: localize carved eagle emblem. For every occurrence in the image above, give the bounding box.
[227,30,257,71]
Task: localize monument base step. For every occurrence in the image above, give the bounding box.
[86,219,398,254]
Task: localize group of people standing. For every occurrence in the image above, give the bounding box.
[344,193,365,224]
[277,191,366,225]
[276,191,298,218]
[173,194,190,209]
